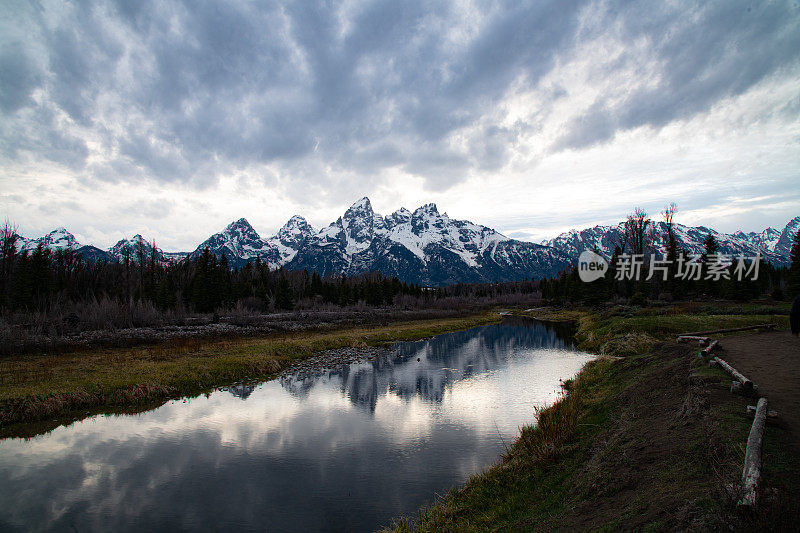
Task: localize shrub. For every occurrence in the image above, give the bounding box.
[628,291,647,306]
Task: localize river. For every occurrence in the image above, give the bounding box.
[0,318,593,532]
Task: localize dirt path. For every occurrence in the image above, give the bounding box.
[718,331,800,451]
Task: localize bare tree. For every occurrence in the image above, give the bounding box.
[662,203,678,260]
[150,239,158,300]
[123,246,131,303]
[136,240,145,298]
[0,221,18,265]
[623,207,651,255]
[1,221,19,306]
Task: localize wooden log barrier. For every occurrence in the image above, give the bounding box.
[747,405,778,419]
[676,324,776,338]
[711,357,754,394]
[700,339,719,356]
[731,382,758,396]
[739,397,768,509]
[677,335,711,344]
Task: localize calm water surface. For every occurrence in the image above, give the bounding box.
[0,318,592,532]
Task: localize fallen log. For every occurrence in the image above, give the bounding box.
[747,405,778,419]
[677,335,711,345]
[731,381,758,397]
[700,339,719,356]
[676,324,776,337]
[712,357,754,393]
[739,397,768,509]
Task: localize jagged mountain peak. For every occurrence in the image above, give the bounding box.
[773,216,800,258]
[19,227,79,253]
[350,196,372,209]
[413,203,440,218]
[108,234,162,262]
[783,215,800,235]
[279,215,313,234]
[42,227,78,245]
[281,197,569,283]
[387,208,412,228]
[343,197,374,220]
[225,217,257,233]
[286,214,309,224]
[275,215,315,248]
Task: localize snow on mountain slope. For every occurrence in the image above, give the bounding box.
[773,216,800,260]
[20,227,79,253]
[265,215,316,264]
[542,216,799,266]
[190,218,279,268]
[286,198,571,284]
[13,207,798,282]
[109,234,164,262]
[734,227,782,252]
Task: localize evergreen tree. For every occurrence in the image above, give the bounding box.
[11,251,32,309]
[703,233,719,257]
[662,203,678,298]
[788,228,800,298]
[702,234,720,296]
[275,274,294,310]
[29,244,52,307]
[0,222,18,307]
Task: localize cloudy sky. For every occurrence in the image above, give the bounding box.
[1,0,799,251]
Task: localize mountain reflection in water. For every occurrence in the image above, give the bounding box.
[0,318,590,533]
[280,317,577,410]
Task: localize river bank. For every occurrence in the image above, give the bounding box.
[0,311,502,436]
[386,303,797,531]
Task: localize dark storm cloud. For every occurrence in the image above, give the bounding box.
[1,0,798,191]
[0,43,41,113]
[553,0,800,151]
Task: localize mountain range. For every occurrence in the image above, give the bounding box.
[14,199,798,285]
[540,217,799,266]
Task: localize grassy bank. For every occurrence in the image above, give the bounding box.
[0,310,502,433]
[386,304,797,531]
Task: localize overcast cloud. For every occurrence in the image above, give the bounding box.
[1,0,799,250]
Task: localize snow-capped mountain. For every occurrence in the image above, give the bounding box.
[190,218,275,267]
[541,216,799,266]
[189,216,316,268]
[109,235,163,262]
[14,229,163,264]
[772,216,800,260]
[285,198,571,284]
[733,227,782,254]
[19,227,79,253]
[266,215,316,265]
[186,197,572,283]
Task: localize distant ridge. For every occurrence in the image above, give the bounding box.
[541,216,799,267]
